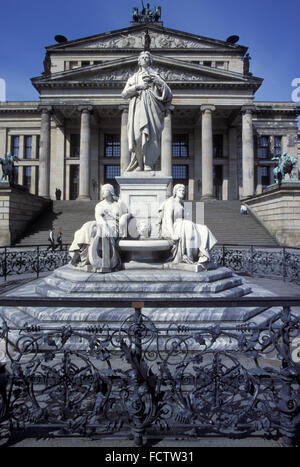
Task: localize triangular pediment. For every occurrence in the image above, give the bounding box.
[33,55,260,88]
[46,24,247,53]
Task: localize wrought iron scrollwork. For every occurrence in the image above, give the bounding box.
[0,303,299,446]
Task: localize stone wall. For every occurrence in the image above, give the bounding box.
[0,184,51,246]
[246,183,300,247]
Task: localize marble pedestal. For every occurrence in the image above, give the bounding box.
[116,172,171,239]
[0,265,280,346]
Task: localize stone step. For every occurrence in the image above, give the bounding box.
[40,275,245,295]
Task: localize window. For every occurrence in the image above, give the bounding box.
[104,134,120,157]
[36,135,40,159]
[258,136,269,159]
[173,165,189,194]
[203,61,212,67]
[105,165,120,179]
[274,136,282,156]
[261,166,270,188]
[22,166,31,191]
[216,61,225,69]
[93,61,103,65]
[11,136,20,157]
[172,134,189,157]
[70,134,80,157]
[69,165,79,200]
[24,136,32,159]
[104,165,120,195]
[213,134,223,158]
[81,61,90,67]
[69,61,79,69]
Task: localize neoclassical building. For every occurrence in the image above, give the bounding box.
[0,13,299,202]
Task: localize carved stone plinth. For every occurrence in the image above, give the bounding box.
[116,173,172,239]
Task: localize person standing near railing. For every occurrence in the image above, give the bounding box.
[57,228,63,251]
[47,228,56,251]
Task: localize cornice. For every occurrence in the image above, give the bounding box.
[32,80,261,91]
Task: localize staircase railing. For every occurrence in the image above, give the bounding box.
[0,296,299,447]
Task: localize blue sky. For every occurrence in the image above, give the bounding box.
[0,0,299,104]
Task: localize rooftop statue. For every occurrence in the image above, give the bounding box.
[69,184,132,272]
[132,3,161,23]
[272,152,297,184]
[121,50,172,171]
[0,152,19,185]
[159,184,217,269]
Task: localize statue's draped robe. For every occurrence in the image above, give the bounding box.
[159,197,217,264]
[122,68,172,170]
[69,200,129,270]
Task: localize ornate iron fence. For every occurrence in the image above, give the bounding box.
[211,245,300,283]
[0,297,299,447]
[0,245,71,281]
[0,244,300,283]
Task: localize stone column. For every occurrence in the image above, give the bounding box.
[78,106,92,200]
[193,123,202,200]
[228,127,238,199]
[38,106,52,198]
[0,128,7,155]
[119,105,130,175]
[201,104,215,200]
[31,135,37,159]
[19,135,24,159]
[242,105,255,198]
[161,107,173,195]
[256,165,263,194]
[30,166,37,194]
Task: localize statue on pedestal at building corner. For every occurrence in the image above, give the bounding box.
[121,50,172,172]
[0,152,19,185]
[272,152,298,184]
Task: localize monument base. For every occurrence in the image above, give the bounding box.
[116,172,172,239]
[0,264,281,353]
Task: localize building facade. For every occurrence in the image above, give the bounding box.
[0,18,299,201]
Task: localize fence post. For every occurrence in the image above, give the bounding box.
[282,247,287,282]
[278,306,298,446]
[250,245,254,276]
[3,247,7,282]
[130,302,146,447]
[37,245,40,279]
[222,245,225,267]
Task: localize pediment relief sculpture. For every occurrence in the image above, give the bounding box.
[74,65,219,83]
[71,31,216,50]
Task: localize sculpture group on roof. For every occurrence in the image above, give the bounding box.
[132,3,161,23]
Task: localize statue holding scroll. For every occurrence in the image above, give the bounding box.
[121,51,172,172]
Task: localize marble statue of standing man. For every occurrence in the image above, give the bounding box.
[121,51,172,172]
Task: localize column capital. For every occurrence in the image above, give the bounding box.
[241,104,256,115]
[78,105,93,114]
[119,104,129,113]
[201,104,216,113]
[39,105,52,114]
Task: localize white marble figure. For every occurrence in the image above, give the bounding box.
[121,50,172,172]
[69,184,131,271]
[159,184,217,269]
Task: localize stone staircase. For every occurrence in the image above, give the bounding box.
[201,200,277,246]
[15,201,98,246]
[15,199,277,247]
